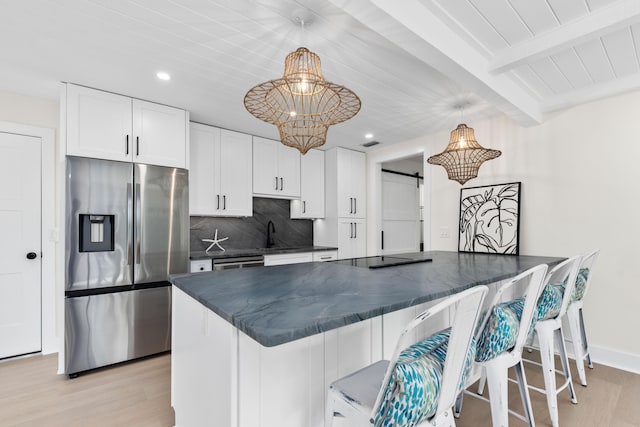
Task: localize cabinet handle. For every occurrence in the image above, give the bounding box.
[217,195,220,210]
[354,223,357,239]
[349,198,353,214]
[136,136,140,156]
[125,135,129,155]
[275,177,278,190]
[223,195,226,210]
[350,222,354,238]
[354,198,357,215]
[381,230,384,250]
[280,177,283,191]
[320,256,331,260]
[303,201,306,213]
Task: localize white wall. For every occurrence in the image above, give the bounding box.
[367,90,640,370]
[0,91,61,355]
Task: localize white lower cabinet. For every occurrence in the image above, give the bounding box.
[189,260,212,273]
[312,251,337,262]
[263,252,313,266]
[263,251,337,266]
[337,219,366,260]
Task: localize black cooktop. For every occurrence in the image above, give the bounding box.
[332,256,433,269]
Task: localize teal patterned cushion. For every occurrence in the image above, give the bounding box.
[536,282,565,321]
[475,298,524,362]
[374,329,476,427]
[572,268,590,302]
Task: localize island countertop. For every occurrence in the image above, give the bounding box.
[169,251,564,347]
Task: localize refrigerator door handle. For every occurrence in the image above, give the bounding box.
[127,183,133,266]
[135,183,141,264]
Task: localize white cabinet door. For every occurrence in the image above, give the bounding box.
[336,148,366,218]
[312,251,337,262]
[252,137,279,195]
[336,149,353,217]
[278,145,300,197]
[189,260,212,273]
[253,137,300,198]
[264,252,313,266]
[352,219,367,258]
[189,124,220,215]
[219,129,253,216]
[291,149,324,219]
[65,84,188,168]
[337,219,366,259]
[133,99,187,168]
[351,151,367,219]
[337,219,355,259]
[66,84,132,162]
[190,124,252,217]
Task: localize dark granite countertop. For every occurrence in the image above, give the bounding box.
[190,246,338,260]
[170,251,564,347]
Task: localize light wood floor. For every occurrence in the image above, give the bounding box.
[0,353,174,427]
[1,351,638,426]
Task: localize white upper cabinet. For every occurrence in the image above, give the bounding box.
[132,99,187,168]
[189,123,252,217]
[65,84,187,168]
[336,148,366,218]
[252,137,300,199]
[66,84,132,162]
[291,149,324,219]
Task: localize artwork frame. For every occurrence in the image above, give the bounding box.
[458,182,521,255]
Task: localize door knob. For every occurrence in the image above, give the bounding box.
[26,252,37,260]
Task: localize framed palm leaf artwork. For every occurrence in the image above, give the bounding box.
[458,182,521,255]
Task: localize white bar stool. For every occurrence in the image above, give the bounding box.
[527,255,582,427]
[565,250,599,386]
[454,264,548,427]
[325,286,488,427]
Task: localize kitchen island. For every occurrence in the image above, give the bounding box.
[170,251,563,427]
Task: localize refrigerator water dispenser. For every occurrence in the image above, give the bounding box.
[79,214,114,252]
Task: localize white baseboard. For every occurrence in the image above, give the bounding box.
[562,337,640,375]
[590,345,640,375]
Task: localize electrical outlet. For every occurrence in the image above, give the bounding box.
[439,226,450,239]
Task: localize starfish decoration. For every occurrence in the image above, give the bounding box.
[202,229,229,253]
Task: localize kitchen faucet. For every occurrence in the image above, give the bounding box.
[266,220,276,248]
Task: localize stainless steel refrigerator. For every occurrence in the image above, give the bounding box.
[64,156,188,376]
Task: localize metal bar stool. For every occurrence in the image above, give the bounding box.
[526,255,582,427]
[565,250,599,386]
[325,286,488,427]
[454,264,548,427]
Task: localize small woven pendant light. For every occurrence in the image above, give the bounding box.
[244,47,361,154]
[427,123,501,185]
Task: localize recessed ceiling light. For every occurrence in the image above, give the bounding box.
[156,71,171,81]
[365,133,374,139]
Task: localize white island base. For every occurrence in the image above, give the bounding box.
[171,287,451,427]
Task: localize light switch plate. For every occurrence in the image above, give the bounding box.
[439,226,450,238]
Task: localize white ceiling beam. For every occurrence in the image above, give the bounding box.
[328,0,543,126]
[541,73,640,113]
[490,0,640,74]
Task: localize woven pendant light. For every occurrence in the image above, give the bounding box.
[427,123,501,185]
[244,47,361,154]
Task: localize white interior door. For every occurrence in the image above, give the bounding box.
[0,132,41,358]
[381,172,420,255]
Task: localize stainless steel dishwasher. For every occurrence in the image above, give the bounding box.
[212,256,265,270]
